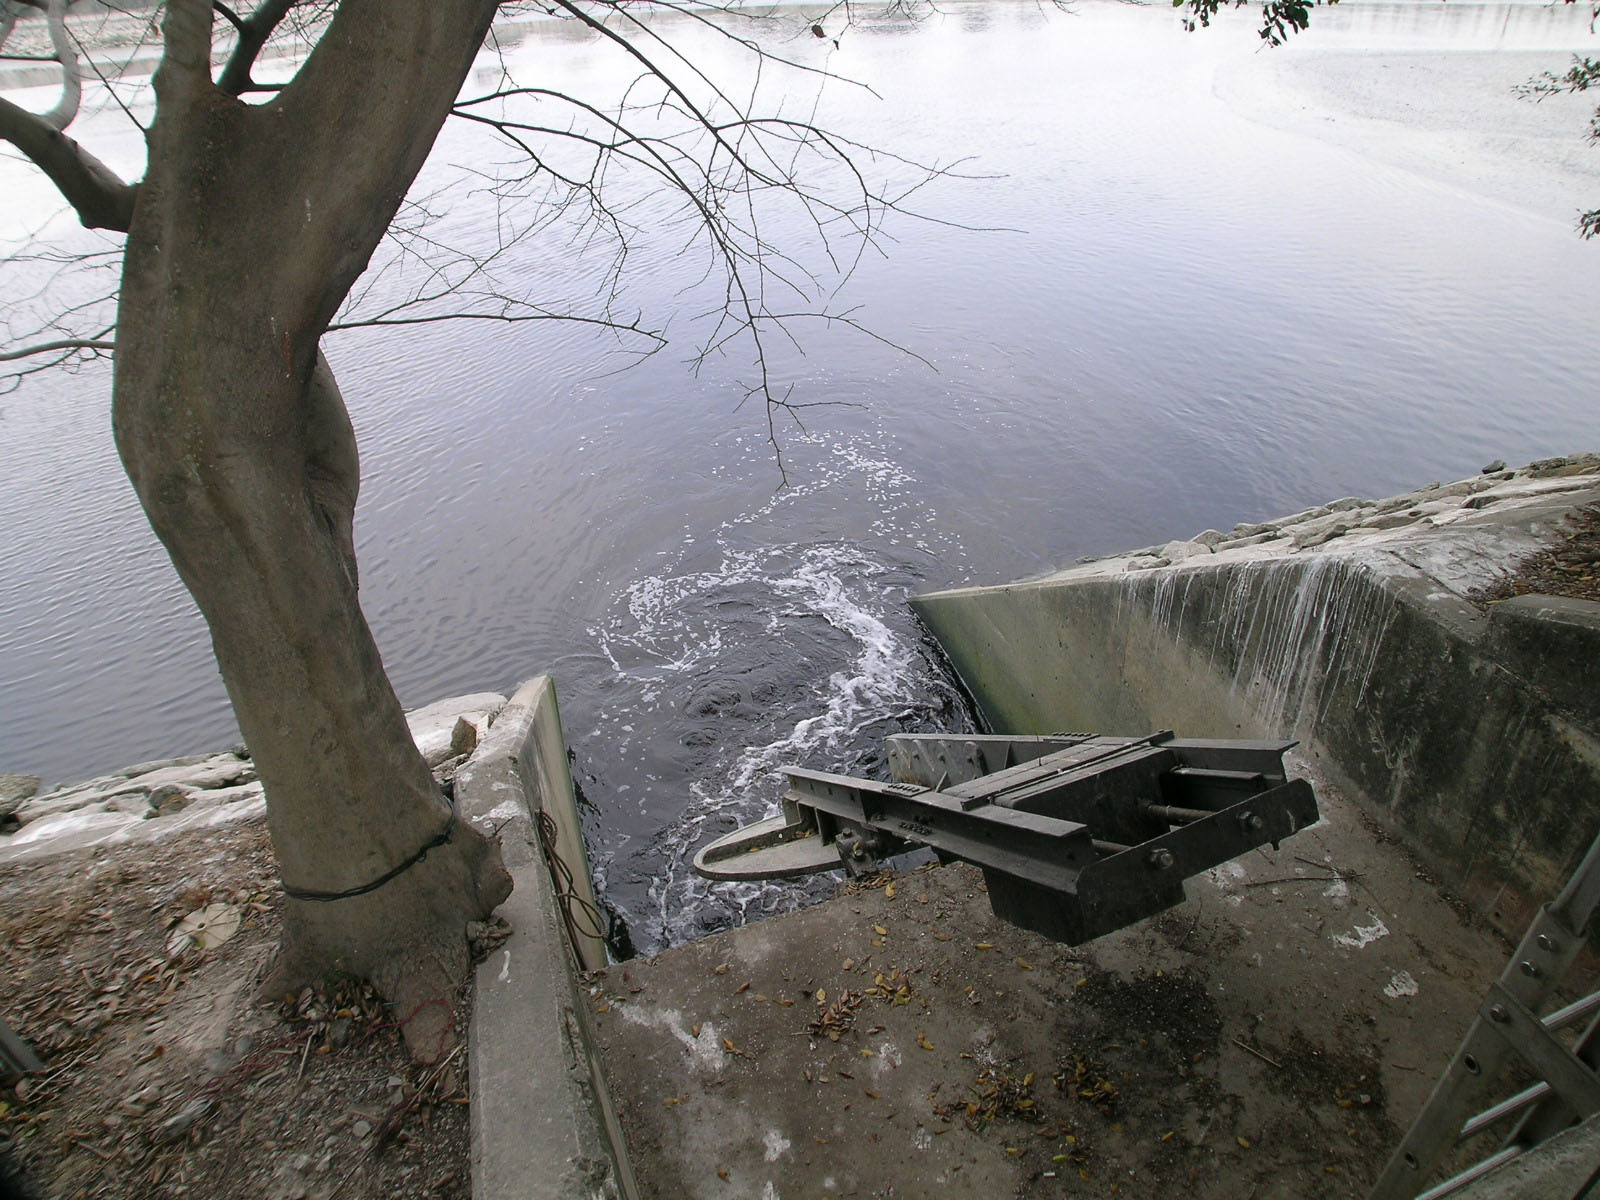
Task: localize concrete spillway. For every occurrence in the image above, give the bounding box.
[912,458,1600,940]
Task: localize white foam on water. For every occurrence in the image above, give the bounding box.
[641,542,938,945]
[580,430,973,952]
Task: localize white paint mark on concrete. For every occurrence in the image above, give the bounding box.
[873,1041,902,1077]
[1333,910,1390,949]
[912,1127,932,1151]
[1206,861,1249,888]
[1384,971,1419,999]
[481,799,523,823]
[1322,878,1351,903]
[763,1130,791,1162]
[761,1182,780,1200]
[497,949,511,983]
[614,1005,725,1072]
[1206,860,1251,906]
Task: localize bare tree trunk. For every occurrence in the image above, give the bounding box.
[111,0,510,1058]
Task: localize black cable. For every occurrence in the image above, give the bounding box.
[280,799,457,902]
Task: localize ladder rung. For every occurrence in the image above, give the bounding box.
[1544,989,1600,1034]
[1415,1145,1523,1200]
[1460,1082,1549,1140]
[1456,991,1600,1140]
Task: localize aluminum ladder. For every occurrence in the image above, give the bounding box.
[1371,829,1600,1199]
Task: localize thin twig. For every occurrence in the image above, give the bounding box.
[1244,873,1355,889]
[1293,854,1349,873]
[295,1032,313,1082]
[1232,1038,1283,1069]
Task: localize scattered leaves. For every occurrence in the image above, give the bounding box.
[1055,1054,1120,1116]
[932,1063,1043,1131]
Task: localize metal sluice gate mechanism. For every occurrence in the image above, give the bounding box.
[693,732,1319,944]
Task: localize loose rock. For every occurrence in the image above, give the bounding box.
[0,774,40,819]
[155,1096,216,1143]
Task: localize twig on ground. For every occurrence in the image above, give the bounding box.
[1232,1038,1283,1069]
[296,1032,314,1082]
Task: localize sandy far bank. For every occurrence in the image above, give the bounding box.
[1216,46,1599,229]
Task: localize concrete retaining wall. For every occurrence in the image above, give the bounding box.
[456,676,638,1200]
[913,466,1600,934]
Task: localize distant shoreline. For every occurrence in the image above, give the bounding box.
[1216,45,1599,230]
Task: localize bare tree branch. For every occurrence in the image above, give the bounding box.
[0,334,116,362]
[440,3,965,477]
[216,0,298,96]
[5,0,953,486]
[156,0,219,103]
[326,311,665,342]
[0,96,136,229]
[38,0,81,127]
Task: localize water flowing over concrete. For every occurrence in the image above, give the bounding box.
[914,457,1600,934]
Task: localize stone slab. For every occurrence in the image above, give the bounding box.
[406,691,507,767]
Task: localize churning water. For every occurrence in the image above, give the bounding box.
[2,1,1598,950]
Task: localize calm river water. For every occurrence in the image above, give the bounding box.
[2,1,1597,950]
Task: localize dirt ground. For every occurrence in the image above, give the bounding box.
[0,818,470,1200]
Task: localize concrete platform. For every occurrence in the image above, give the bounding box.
[586,755,1512,1199]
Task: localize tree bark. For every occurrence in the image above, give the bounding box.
[112,0,510,1058]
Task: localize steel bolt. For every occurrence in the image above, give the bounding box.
[1147,848,1175,871]
[1520,960,1541,978]
[1237,811,1263,833]
[1537,934,1558,953]
[1488,1005,1509,1024]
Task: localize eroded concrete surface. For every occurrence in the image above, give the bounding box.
[588,756,1515,1199]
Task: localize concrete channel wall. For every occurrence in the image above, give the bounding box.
[913,463,1600,935]
[456,676,639,1200]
